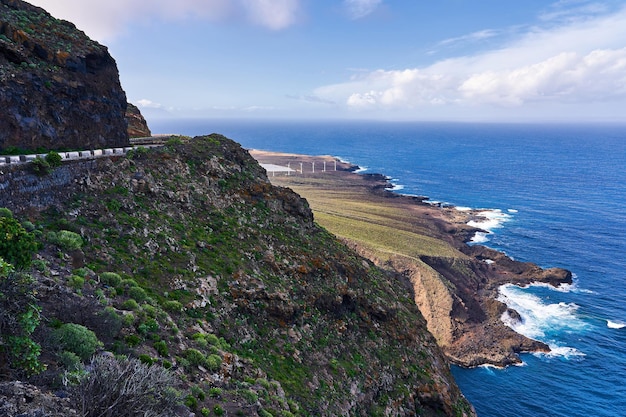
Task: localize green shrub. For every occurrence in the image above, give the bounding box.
[0,208,13,218]
[67,275,85,290]
[127,286,147,302]
[163,300,183,313]
[0,266,45,376]
[54,323,102,361]
[30,156,51,175]
[45,151,62,167]
[100,272,122,286]
[58,350,83,371]
[121,299,139,311]
[0,216,37,268]
[48,230,83,251]
[125,334,141,347]
[208,387,222,398]
[183,349,206,367]
[213,405,224,416]
[205,354,222,372]
[120,278,139,288]
[153,340,169,357]
[138,354,155,365]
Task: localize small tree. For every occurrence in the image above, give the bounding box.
[0,259,45,376]
[0,214,38,268]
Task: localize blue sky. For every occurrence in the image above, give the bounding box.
[29,0,626,122]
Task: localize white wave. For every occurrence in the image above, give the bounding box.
[507,209,519,213]
[468,209,512,231]
[467,209,512,243]
[353,166,368,173]
[535,345,586,360]
[607,320,626,329]
[497,284,590,340]
[471,232,490,244]
[514,280,593,294]
[389,184,404,191]
[456,206,472,212]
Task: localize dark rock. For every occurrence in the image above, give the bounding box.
[0,0,129,152]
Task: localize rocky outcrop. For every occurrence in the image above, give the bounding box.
[0,0,128,152]
[0,381,77,416]
[126,103,151,138]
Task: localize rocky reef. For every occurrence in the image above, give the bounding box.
[0,0,128,152]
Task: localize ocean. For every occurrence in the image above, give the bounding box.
[153,119,626,417]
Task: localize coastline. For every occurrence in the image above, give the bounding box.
[250,149,572,368]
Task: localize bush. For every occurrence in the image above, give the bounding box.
[67,275,85,290]
[205,354,222,372]
[48,230,83,251]
[69,355,181,417]
[162,300,183,313]
[121,299,139,311]
[30,156,51,176]
[0,208,13,218]
[0,265,45,376]
[45,151,62,167]
[54,323,102,361]
[153,340,169,357]
[127,286,148,302]
[58,350,83,371]
[0,216,37,268]
[100,272,122,286]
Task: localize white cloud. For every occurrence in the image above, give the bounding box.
[136,99,163,109]
[344,0,383,20]
[242,0,300,30]
[28,0,301,41]
[315,6,626,113]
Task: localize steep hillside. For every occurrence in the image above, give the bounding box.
[0,136,475,417]
[0,0,128,152]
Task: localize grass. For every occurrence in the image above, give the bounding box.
[270,173,467,262]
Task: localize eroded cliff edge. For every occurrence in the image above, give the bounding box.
[252,151,572,368]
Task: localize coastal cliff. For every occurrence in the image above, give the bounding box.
[252,151,572,368]
[0,0,128,152]
[0,136,475,416]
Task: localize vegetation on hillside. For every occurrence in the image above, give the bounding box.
[0,135,475,416]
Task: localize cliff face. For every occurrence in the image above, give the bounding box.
[126,103,151,138]
[0,136,475,417]
[0,0,128,152]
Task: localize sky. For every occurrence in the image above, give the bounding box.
[28,0,626,123]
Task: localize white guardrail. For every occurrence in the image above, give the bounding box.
[0,137,169,166]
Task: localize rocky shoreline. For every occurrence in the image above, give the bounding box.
[250,150,572,368]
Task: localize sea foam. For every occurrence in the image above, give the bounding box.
[498,284,589,360]
[468,209,512,243]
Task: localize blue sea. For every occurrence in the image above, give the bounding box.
[153,119,626,417]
